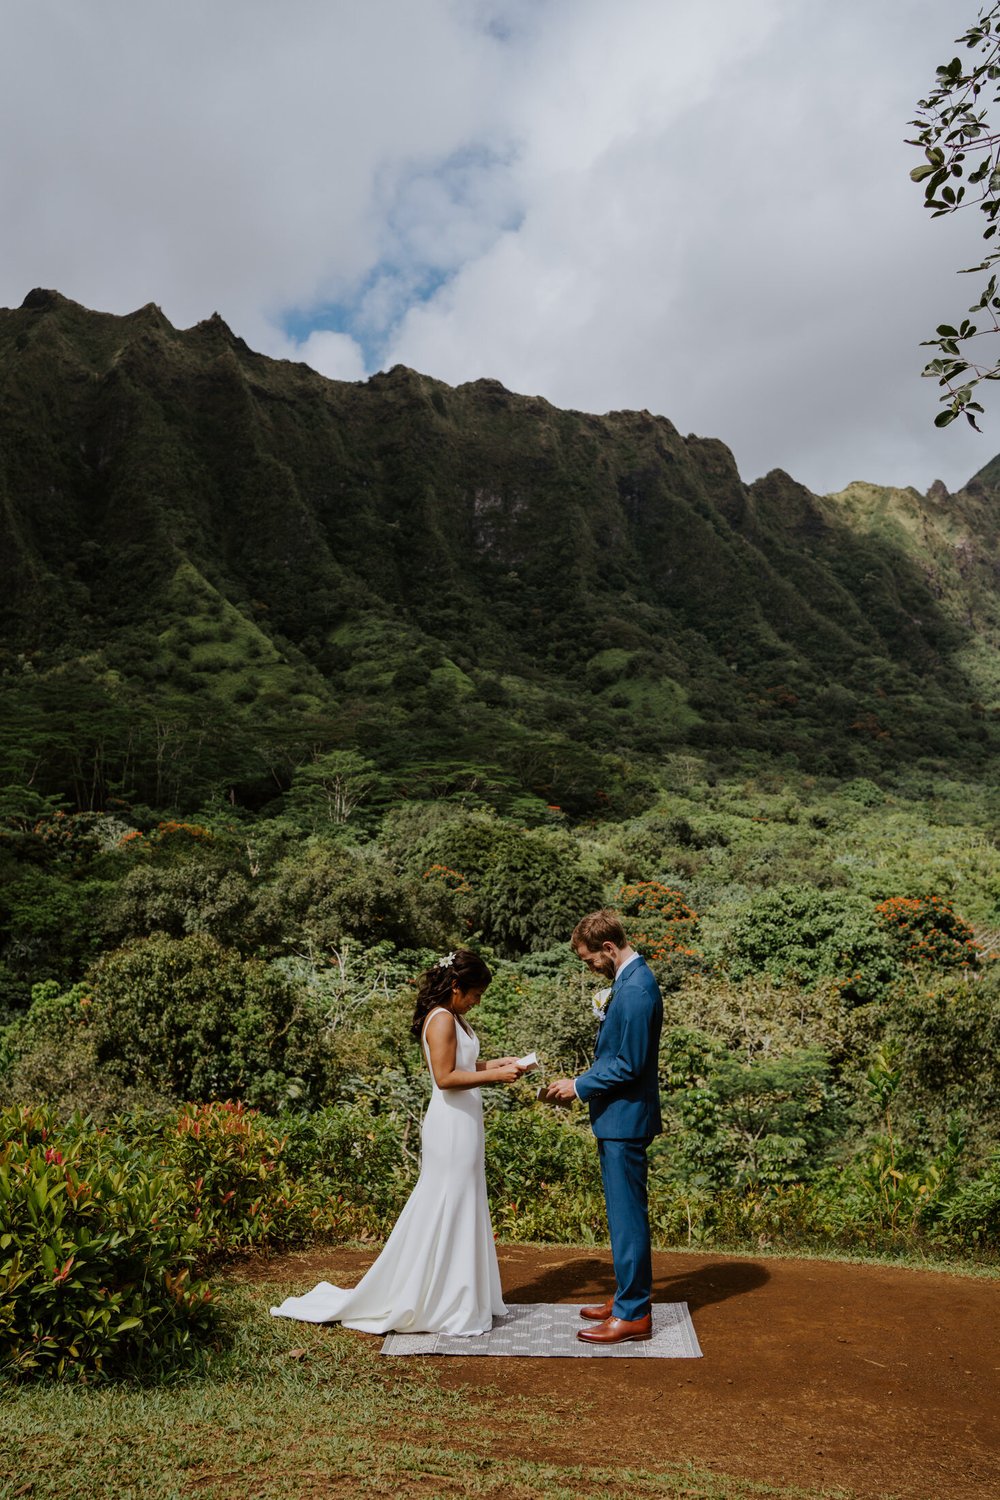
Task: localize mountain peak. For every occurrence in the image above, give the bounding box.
[21,287,74,312]
[191,311,233,337]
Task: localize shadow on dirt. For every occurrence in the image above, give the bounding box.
[504,1254,769,1310]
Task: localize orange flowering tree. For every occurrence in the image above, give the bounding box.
[875,896,981,970]
[421,862,472,895]
[617,881,700,971]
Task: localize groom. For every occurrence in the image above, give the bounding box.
[545,908,663,1344]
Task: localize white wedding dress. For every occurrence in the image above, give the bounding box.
[270,1007,507,1335]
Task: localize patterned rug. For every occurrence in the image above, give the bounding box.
[380,1302,702,1358]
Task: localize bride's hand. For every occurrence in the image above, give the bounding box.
[491,1062,524,1084]
[486,1056,519,1069]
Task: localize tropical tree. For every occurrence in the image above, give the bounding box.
[909,3,1000,425]
[283,750,383,830]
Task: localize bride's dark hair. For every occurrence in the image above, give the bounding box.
[411,948,492,1040]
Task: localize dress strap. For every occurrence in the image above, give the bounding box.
[420,1005,454,1059]
[421,1006,459,1086]
[420,1004,452,1040]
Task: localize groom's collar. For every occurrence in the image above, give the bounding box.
[615,952,642,981]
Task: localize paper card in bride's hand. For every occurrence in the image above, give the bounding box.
[517,1051,538,1070]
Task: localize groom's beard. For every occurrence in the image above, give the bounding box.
[593,955,616,981]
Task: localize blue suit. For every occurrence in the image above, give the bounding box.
[574,956,663,1320]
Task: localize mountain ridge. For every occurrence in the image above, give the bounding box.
[0,289,996,816]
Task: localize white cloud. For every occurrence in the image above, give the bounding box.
[288,328,366,382]
[385,0,995,493]
[1,0,995,493]
[0,0,507,344]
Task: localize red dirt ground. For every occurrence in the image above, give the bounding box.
[242,1245,999,1499]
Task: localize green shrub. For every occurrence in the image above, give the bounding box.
[851,972,1000,1158]
[658,1026,845,1189]
[158,1101,375,1254]
[647,1141,998,1258]
[485,1104,604,1241]
[0,1101,380,1381]
[475,961,599,1075]
[0,1105,215,1381]
[0,868,103,990]
[667,971,852,1065]
[403,809,602,955]
[88,935,343,1110]
[0,980,175,1119]
[3,937,342,1114]
[102,861,253,947]
[725,884,897,1001]
[253,842,433,952]
[932,1156,1000,1246]
[275,1102,413,1224]
[840,778,886,807]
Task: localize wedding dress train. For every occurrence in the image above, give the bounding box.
[269,1007,507,1335]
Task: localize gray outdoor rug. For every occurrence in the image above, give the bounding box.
[380,1302,702,1358]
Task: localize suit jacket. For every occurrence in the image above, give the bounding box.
[574,955,663,1140]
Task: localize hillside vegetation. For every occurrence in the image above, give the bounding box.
[1,289,997,825]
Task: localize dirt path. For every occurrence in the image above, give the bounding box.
[241,1245,999,1499]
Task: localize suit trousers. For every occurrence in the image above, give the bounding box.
[597,1137,653,1321]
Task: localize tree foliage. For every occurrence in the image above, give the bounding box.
[3,935,341,1113]
[909,3,1000,424]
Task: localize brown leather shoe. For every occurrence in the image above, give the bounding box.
[579,1300,614,1321]
[577,1314,652,1345]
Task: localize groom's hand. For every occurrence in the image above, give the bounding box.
[545,1078,577,1102]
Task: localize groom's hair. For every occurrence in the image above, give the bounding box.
[572,909,626,950]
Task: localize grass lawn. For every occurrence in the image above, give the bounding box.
[1,1278,850,1500]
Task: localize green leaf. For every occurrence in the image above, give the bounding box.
[935,409,959,426]
[115,1316,143,1333]
[936,324,959,336]
[911,163,936,182]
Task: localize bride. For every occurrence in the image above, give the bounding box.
[270,948,525,1335]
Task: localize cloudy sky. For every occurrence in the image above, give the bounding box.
[2,0,995,494]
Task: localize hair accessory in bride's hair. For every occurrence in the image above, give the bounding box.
[436,951,457,970]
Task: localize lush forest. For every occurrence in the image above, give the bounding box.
[1,291,998,1380]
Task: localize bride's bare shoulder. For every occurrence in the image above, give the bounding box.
[422,1006,455,1039]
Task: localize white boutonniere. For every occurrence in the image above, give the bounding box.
[591,986,614,1021]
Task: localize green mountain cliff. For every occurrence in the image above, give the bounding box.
[1,289,996,816]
